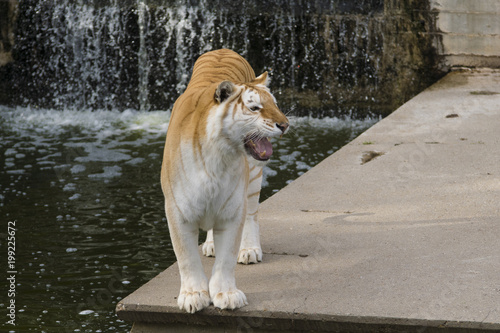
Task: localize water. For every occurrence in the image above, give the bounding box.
[0,106,377,332]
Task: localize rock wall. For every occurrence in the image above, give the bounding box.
[0,0,17,104]
[0,0,16,66]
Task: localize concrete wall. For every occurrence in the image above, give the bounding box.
[432,0,500,68]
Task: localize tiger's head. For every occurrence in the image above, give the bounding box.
[212,72,289,163]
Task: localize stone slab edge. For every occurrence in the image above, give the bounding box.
[117,304,500,332]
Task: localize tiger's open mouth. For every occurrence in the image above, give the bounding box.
[244,136,273,161]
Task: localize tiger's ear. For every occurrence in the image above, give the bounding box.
[215,81,235,104]
[253,71,269,87]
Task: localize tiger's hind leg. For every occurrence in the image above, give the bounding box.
[202,229,215,257]
[238,164,263,264]
[203,164,263,264]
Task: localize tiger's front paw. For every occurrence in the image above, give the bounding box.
[202,240,215,257]
[211,289,248,310]
[238,247,262,264]
[177,289,210,313]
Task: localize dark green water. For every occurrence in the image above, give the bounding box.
[0,107,377,332]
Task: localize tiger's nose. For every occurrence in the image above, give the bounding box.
[276,122,289,134]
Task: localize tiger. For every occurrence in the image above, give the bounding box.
[160,49,289,313]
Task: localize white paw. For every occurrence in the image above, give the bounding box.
[238,247,262,264]
[211,289,248,310]
[202,241,215,257]
[177,290,210,313]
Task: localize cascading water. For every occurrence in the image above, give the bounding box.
[137,0,151,111]
[4,0,441,116]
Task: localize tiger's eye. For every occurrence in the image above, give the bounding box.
[250,106,260,112]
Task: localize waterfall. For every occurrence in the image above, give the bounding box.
[4,0,442,117]
[137,0,151,111]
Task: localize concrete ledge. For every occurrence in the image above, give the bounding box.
[437,12,500,35]
[117,69,500,332]
[432,0,500,13]
[442,55,500,69]
[127,317,499,333]
[441,35,500,57]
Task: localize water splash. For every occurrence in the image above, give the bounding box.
[10,0,389,116]
[8,0,441,116]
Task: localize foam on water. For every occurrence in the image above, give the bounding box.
[0,106,375,138]
[0,106,170,138]
[1,106,172,181]
[88,166,123,179]
[1,105,377,184]
[289,116,379,132]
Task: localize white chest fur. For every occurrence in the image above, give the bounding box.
[171,104,249,231]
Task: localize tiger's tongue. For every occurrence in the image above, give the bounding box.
[249,137,273,160]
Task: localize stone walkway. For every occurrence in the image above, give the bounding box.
[117,69,500,332]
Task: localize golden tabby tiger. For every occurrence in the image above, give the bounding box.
[161,49,289,313]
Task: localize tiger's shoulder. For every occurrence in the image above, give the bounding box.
[167,49,258,142]
[186,49,257,90]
